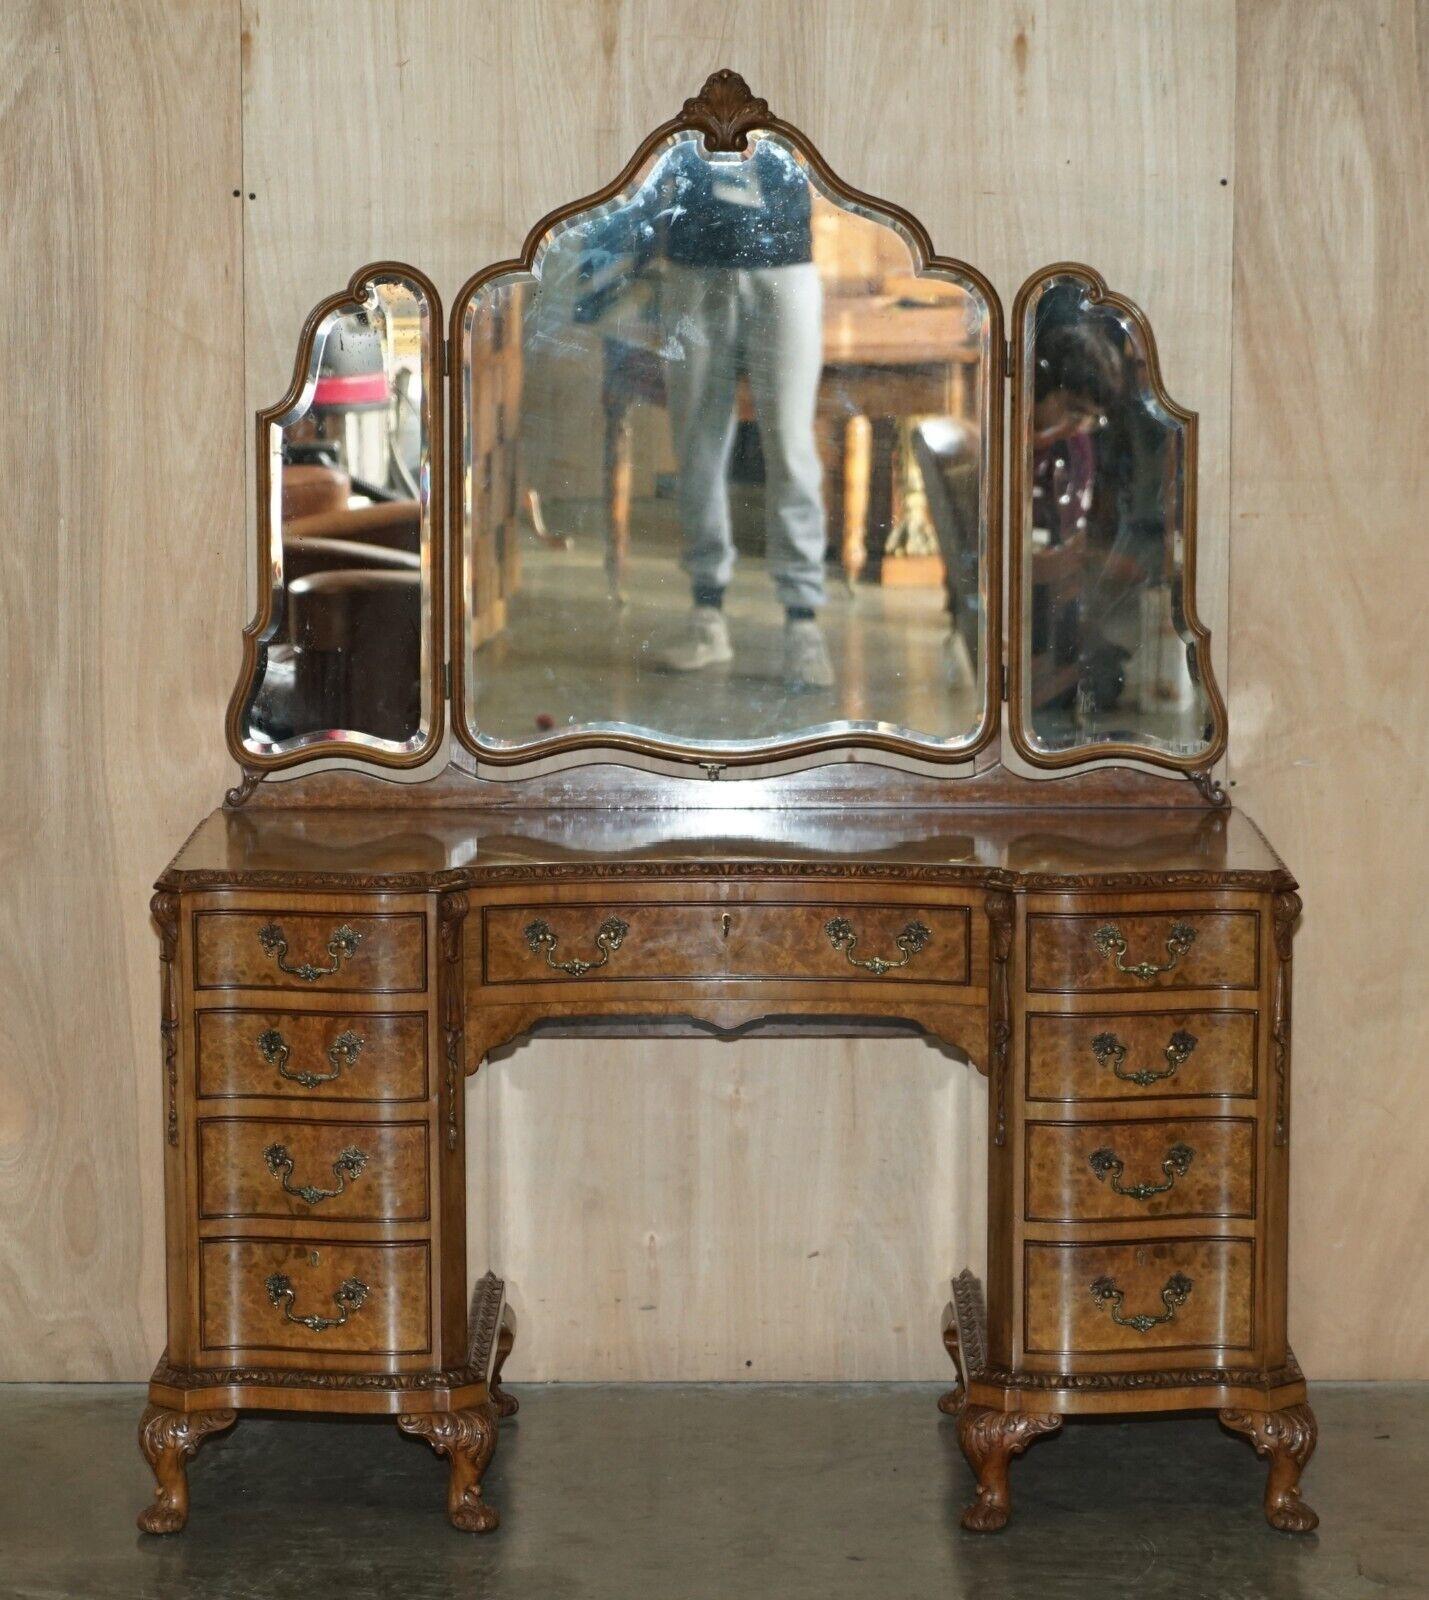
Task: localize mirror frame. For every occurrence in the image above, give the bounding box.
[225,261,446,774]
[449,69,1005,772]
[1007,262,1228,776]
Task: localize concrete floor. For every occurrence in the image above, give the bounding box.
[0,1383,1421,1599]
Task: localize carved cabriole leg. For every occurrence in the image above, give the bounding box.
[136,1405,236,1534]
[398,1405,501,1532]
[956,1405,1062,1532]
[490,1308,519,1418]
[1219,1403,1319,1532]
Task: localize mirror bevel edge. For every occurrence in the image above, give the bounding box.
[1006,260,1228,776]
[448,77,1005,771]
[224,259,447,774]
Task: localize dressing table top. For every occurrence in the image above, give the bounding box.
[162,804,1290,892]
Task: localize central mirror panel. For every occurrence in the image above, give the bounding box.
[455,129,999,767]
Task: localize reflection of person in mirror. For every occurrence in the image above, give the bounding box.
[625,142,833,689]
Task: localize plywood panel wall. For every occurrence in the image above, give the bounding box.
[0,1,243,1379]
[0,0,1422,1382]
[1229,0,1428,1377]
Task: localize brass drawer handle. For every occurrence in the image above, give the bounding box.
[524,915,629,976]
[256,1026,364,1089]
[1091,1028,1198,1087]
[263,1142,368,1205]
[1092,921,1196,981]
[265,1272,370,1332]
[824,916,932,976]
[257,921,363,982]
[1088,1142,1194,1200]
[1089,1272,1193,1333]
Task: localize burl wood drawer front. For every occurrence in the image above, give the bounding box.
[481,901,971,987]
[1024,1239,1254,1355]
[194,912,426,994]
[196,1011,429,1102]
[199,1240,431,1356]
[197,1119,430,1223]
[1027,912,1259,994]
[1026,1011,1257,1102]
[1025,1118,1255,1223]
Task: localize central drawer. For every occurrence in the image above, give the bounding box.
[197,1117,430,1223]
[480,900,971,987]
[199,1239,432,1357]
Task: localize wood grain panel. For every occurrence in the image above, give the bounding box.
[194,910,426,993]
[1024,1238,1253,1355]
[18,1,1425,1387]
[1026,1009,1257,1102]
[0,0,242,1381]
[1229,0,1429,1379]
[1027,912,1258,994]
[196,1010,428,1101]
[1025,1118,1254,1223]
[199,1239,431,1357]
[197,1118,430,1222]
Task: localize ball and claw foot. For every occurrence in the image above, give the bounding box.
[136,1404,236,1534]
[398,1406,501,1533]
[937,1380,964,1417]
[956,1404,1062,1533]
[1220,1403,1319,1533]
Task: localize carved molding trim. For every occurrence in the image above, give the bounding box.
[680,68,772,152]
[1271,889,1301,1146]
[156,861,1299,895]
[150,1353,492,1394]
[467,1271,505,1373]
[150,891,181,1147]
[985,895,1014,1145]
[948,1269,1304,1394]
[439,893,469,1150]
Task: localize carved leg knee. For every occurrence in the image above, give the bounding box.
[937,1304,965,1416]
[1220,1403,1319,1533]
[136,1404,236,1534]
[491,1308,519,1419]
[399,1405,501,1532]
[956,1404,1062,1532]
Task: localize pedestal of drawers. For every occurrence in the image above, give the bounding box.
[139,888,516,1534]
[941,886,1317,1533]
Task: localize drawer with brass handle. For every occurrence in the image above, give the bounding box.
[196,1011,429,1101]
[198,1240,431,1356]
[194,911,426,993]
[197,1118,430,1222]
[1027,912,1259,994]
[1025,1010,1257,1102]
[1025,1117,1255,1222]
[479,900,971,987]
[1023,1238,1253,1355]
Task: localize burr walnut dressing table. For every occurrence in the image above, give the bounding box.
[139,72,1317,1539]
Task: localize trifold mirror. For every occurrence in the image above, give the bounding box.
[228,72,1225,782]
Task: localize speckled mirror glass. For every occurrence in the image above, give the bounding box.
[1011,267,1226,769]
[230,268,442,768]
[454,129,999,768]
